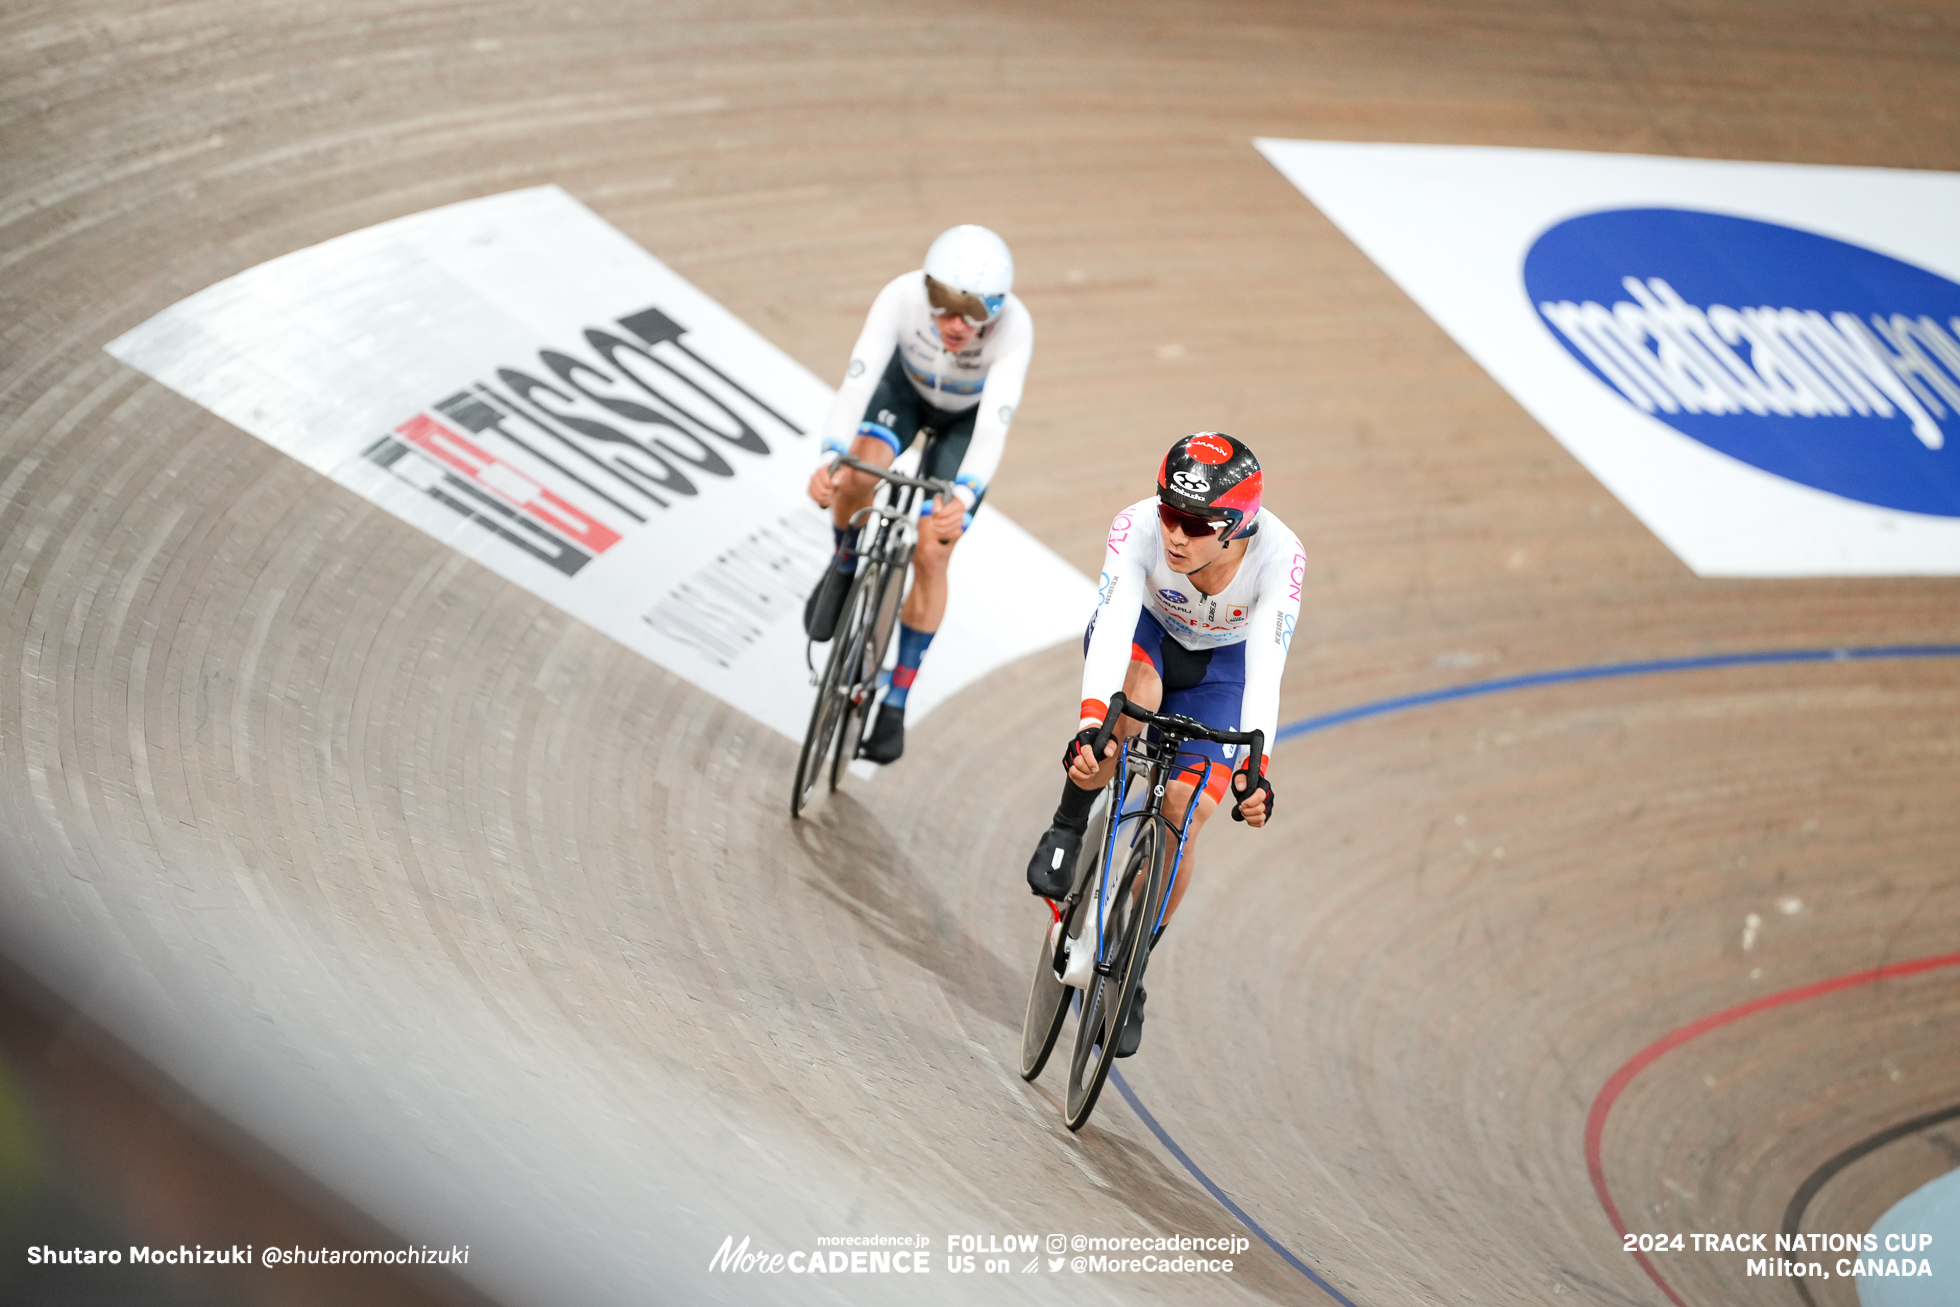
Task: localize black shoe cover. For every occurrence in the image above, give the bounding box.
[802,572,822,634]
[1115,984,1146,1058]
[1026,824,1082,899]
[804,558,852,642]
[858,702,905,764]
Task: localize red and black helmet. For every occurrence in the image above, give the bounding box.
[1157,432,1262,541]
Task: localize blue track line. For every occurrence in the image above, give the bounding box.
[1109,1068,1362,1306]
[1116,642,1960,1303]
[1275,644,1960,743]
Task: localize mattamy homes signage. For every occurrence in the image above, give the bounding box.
[1259,140,1960,576]
[108,186,1092,737]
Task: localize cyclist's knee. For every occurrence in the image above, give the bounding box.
[849,433,898,466]
[835,467,878,506]
[915,531,957,570]
[1122,658,1162,707]
[1165,781,1219,834]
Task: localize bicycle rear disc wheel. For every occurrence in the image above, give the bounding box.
[790,568,871,818]
[1018,790,1112,1081]
[1064,824,1160,1130]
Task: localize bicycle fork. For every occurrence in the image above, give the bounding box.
[805,502,915,685]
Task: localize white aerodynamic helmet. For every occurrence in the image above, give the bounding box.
[923,225,1013,325]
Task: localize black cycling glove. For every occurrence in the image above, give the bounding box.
[1230,769,1275,823]
[1064,727,1107,772]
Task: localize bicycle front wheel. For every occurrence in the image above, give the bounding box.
[1064,821,1161,1130]
[831,543,908,789]
[791,566,875,818]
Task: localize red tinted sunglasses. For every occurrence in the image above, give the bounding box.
[1157,503,1228,538]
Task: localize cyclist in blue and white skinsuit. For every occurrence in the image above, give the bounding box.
[804,225,1034,764]
[1023,433,1301,1057]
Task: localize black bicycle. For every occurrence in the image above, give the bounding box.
[790,452,953,819]
[1018,692,1265,1130]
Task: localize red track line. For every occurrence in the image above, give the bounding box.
[1584,950,1960,1306]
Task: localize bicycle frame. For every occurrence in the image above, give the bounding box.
[805,451,954,679]
[790,453,956,817]
[1080,693,1266,972]
[1089,738,1209,971]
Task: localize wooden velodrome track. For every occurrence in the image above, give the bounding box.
[5,1,1960,1303]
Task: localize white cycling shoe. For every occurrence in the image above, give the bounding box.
[1052,894,1099,990]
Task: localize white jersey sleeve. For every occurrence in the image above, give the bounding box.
[947,301,1032,513]
[1238,523,1304,767]
[1078,500,1157,731]
[817,272,910,459]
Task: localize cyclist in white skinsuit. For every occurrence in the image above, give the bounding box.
[1025,432,1301,1057]
[805,225,1034,764]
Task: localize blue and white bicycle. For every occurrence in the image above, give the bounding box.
[1018,692,1266,1131]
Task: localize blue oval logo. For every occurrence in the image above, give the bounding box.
[1525,208,1960,517]
[1158,589,1189,605]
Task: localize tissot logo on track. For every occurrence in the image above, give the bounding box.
[362,306,804,576]
[1527,208,1960,517]
[108,185,1092,733]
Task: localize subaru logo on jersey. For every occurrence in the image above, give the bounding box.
[1527,208,1960,517]
[1158,589,1189,605]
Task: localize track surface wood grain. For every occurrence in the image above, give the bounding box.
[4,1,1959,1303]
